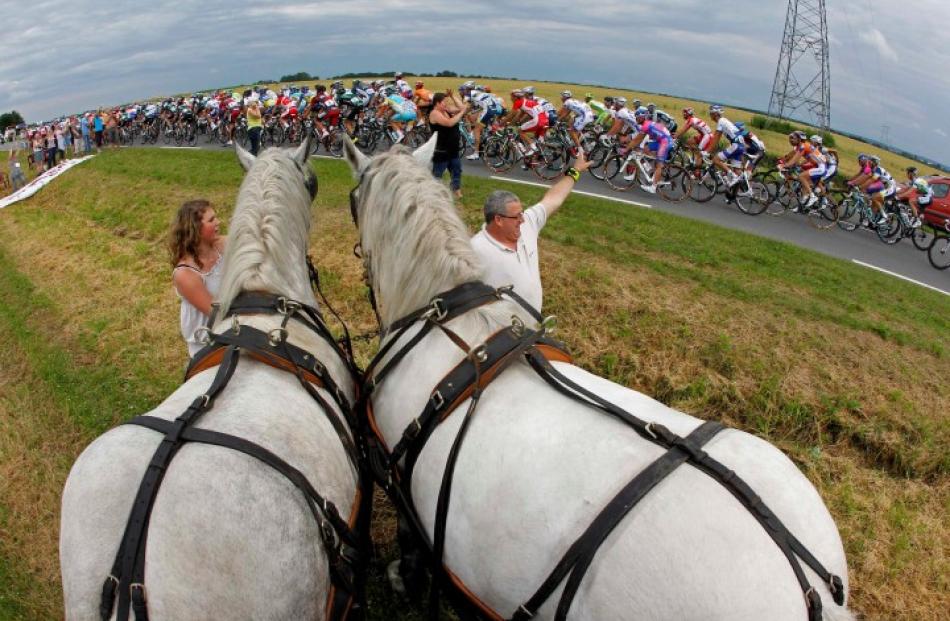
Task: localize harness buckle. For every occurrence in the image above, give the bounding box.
[644,422,658,440]
[496,284,514,299]
[230,316,241,335]
[541,315,557,335]
[193,326,211,346]
[469,344,488,363]
[276,297,301,316]
[319,518,341,554]
[268,327,288,347]
[199,394,210,408]
[424,297,448,322]
[510,315,526,337]
[431,390,445,411]
[517,605,535,619]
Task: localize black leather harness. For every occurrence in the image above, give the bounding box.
[98,290,372,621]
[360,281,845,621]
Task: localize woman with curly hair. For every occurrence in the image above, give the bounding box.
[168,199,226,357]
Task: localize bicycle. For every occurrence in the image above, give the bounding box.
[603,146,690,202]
[482,127,566,181]
[766,167,839,229]
[836,187,890,236]
[927,232,950,270]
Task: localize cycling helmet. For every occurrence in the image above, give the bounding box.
[331,81,343,90]
[632,99,641,108]
[394,72,403,78]
[682,107,694,117]
[584,92,593,101]
[735,121,749,136]
[647,102,656,111]
[352,79,363,89]
[415,80,424,87]
[316,84,326,92]
[709,105,724,115]
[511,89,524,98]
[809,134,822,145]
[857,153,870,162]
[561,90,572,99]
[634,106,649,119]
[523,86,536,95]
[870,155,881,164]
[603,96,614,105]
[460,80,475,90]
[614,96,627,107]
[474,85,485,92]
[906,166,918,175]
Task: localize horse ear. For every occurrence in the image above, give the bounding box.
[412,135,437,166]
[293,135,311,166]
[235,142,255,172]
[342,137,370,176]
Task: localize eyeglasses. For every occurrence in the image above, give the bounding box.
[496,212,524,221]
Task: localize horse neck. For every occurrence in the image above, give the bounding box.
[365,162,484,329]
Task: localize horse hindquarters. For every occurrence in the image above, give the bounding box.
[406,364,850,620]
[61,364,357,620]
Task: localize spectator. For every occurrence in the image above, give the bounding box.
[8,146,27,192]
[32,130,45,173]
[470,152,592,313]
[167,199,227,357]
[246,98,263,155]
[106,111,119,148]
[93,111,104,152]
[56,124,66,162]
[429,91,468,199]
[80,114,91,153]
[45,126,58,170]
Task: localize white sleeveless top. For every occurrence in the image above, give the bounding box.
[174,250,223,357]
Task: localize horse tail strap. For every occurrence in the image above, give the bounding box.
[509,350,845,621]
[100,330,370,620]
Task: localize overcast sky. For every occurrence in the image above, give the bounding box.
[3,0,948,164]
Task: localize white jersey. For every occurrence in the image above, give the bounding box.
[716,117,741,142]
[535,97,558,116]
[683,115,711,136]
[615,108,639,131]
[562,98,592,119]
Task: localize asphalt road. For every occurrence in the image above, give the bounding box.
[4,138,948,296]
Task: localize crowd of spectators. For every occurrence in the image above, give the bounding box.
[1,110,123,195]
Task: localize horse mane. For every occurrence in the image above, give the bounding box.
[216,148,317,318]
[358,146,490,327]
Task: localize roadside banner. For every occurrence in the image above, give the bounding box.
[0,155,96,210]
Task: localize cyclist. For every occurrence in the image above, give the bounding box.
[377,85,417,144]
[675,107,713,171]
[505,88,548,155]
[310,85,340,139]
[524,87,558,123]
[808,134,837,196]
[896,166,931,227]
[557,90,594,153]
[708,105,746,188]
[414,81,434,120]
[601,97,637,145]
[646,102,677,134]
[467,86,506,160]
[779,131,826,208]
[740,124,767,174]
[585,93,610,127]
[627,107,673,193]
[394,72,412,99]
[846,154,889,226]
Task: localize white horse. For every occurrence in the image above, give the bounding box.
[343,138,854,621]
[60,141,364,620]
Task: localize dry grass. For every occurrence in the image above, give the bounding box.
[0,149,946,620]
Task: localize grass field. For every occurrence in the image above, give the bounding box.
[0,147,947,620]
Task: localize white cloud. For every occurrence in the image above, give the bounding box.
[859,28,899,63]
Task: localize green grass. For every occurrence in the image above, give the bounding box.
[0,148,946,620]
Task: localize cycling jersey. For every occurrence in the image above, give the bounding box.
[683,115,711,136]
[513,98,548,134]
[614,108,639,131]
[562,98,591,118]
[587,100,606,115]
[651,110,677,133]
[384,94,417,122]
[395,79,411,97]
[716,117,741,142]
[414,88,433,106]
[795,142,826,169]
[638,120,671,142]
[911,177,933,202]
[534,97,558,117]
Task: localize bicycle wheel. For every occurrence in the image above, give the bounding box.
[911,225,936,251]
[325,130,345,157]
[658,164,690,202]
[876,211,903,244]
[533,143,567,181]
[604,155,637,191]
[928,234,950,270]
[162,125,173,145]
[836,198,860,231]
[767,181,792,216]
[690,169,718,202]
[586,145,611,180]
[484,137,513,173]
[807,195,839,230]
[734,178,771,215]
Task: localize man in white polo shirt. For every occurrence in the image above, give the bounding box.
[471,153,591,312]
